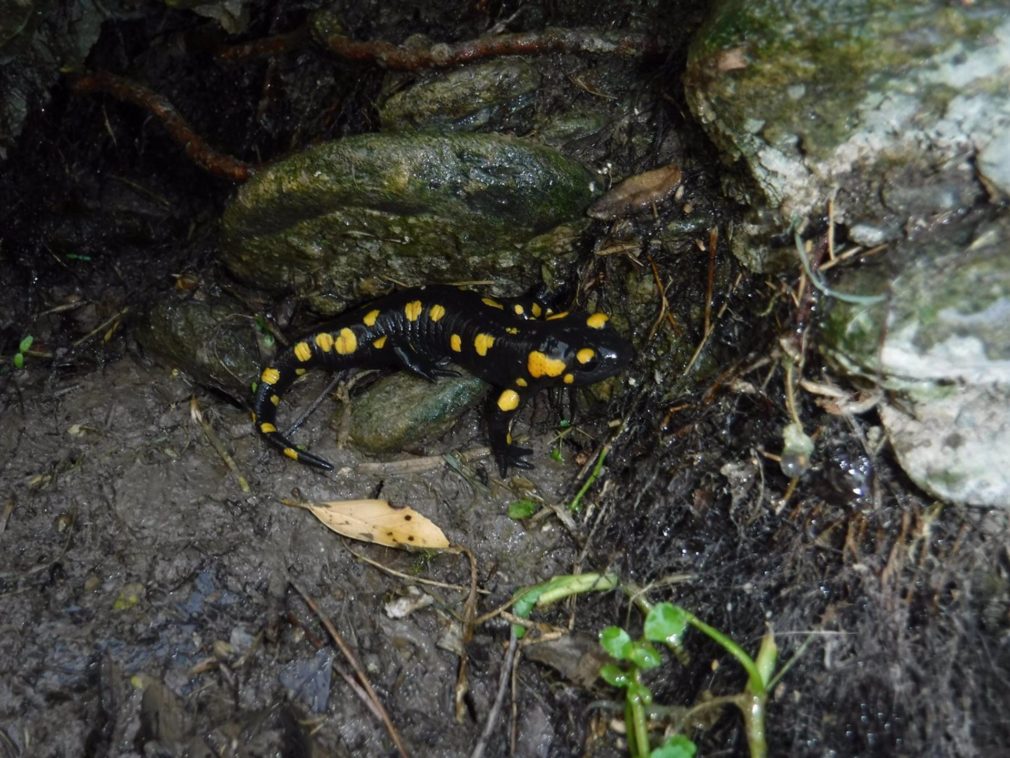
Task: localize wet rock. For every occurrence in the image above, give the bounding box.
[685,0,1008,269]
[349,373,486,455]
[137,295,264,397]
[820,211,1010,506]
[536,107,609,148]
[379,59,540,133]
[220,133,597,314]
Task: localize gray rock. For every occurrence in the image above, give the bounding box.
[820,211,1010,506]
[685,0,1009,270]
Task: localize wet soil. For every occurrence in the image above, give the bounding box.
[0,357,588,756]
[2,1,1010,757]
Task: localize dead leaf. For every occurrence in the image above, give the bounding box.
[587,163,683,220]
[288,498,450,550]
[716,47,748,72]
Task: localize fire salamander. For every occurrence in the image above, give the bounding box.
[252,285,633,476]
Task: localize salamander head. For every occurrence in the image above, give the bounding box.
[531,311,634,386]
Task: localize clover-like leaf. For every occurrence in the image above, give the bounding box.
[599,626,633,660]
[651,734,697,758]
[627,640,662,670]
[599,663,629,688]
[644,602,689,645]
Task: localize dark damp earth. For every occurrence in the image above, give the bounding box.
[2,1,1009,756]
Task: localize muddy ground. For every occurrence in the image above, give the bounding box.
[3,1,1010,757]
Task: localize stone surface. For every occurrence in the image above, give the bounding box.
[221,132,597,314]
[684,0,1009,269]
[820,210,1010,506]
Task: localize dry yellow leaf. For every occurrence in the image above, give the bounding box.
[290,498,450,550]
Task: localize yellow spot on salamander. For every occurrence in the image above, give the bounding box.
[335,327,357,355]
[497,389,520,412]
[506,326,519,335]
[283,447,299,460]
[450,334,462,352]
[295,368,307,376]
[577,348,596,364]
[405,300,423,321]
[527,350,566,378]
[474,333,495,356]
[373,335,387,349]
[531,303,542,318]
[506,432,513,444]
[587,312,609,329]
[482,297,504,309]
[260,422,277,434]
[293,341,312,362]
[513,303,525,316]
[261,367,280,385]
[515,377,528,387]
[363,309,381,327]
[429,304,446,322]
[315,332,334,352]
[546,311,569,321]
[270,394,280,406]
[564,373,575,384]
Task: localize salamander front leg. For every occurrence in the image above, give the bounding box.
[487,388,533,477]
[393,345,460,382]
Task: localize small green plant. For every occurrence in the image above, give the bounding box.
[599,603,696,758]
[509,572,619,638]
[507,498,540,520]
[12,335,33,368]
[599,601,779,758]
[568,446,608,511]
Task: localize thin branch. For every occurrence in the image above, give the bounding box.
[289,579,409,757]
[314,26,666,71]
[469,627,519,758]
[70,72,252,182]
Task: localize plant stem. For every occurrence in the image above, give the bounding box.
[629,670,651,758]
[742,693,767,758]
[687,615,765,695]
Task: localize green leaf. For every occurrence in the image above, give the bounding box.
[644,602,689,645]
[599,626,633,659]
[754,627,778,688]
[651,734,697,758]
[598,663,629,688]
[550,446,563,462]
[627,640,662,670]
[507,499,539,520]
[13,353,24,369]
[19,335,33,352]
[512,586,545,620]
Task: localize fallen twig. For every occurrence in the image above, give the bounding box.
[469,627,519,758]
[289,579,410,757]
[70,72,252,182]
[312,25,666,71]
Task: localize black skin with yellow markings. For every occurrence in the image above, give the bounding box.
[252,285,633,476]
